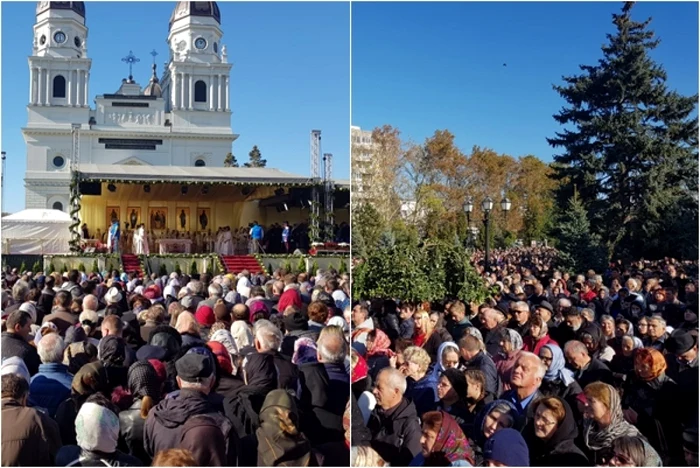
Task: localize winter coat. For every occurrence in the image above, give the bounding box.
[447,318,473,342]
[522,334,558,356]
[523,398,589,466]
[367,397,422,467]
[1,398,62,466]
[422,329,450,363]
[28,363,73,418]
[1,332,41,376]
[463,350,500,398]
[118,399,150,464]
[575,358,614,389]
[54,446,143,466]
[143,389,235,466]
[622,373,684,466]
[483,324,506,358]
[296,362,347,445]
[406,372,438,417]
[539,378,583,419]
[42,309,79,335]
[271,350,299,391]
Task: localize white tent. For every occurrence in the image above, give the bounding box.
[1,209,72,254]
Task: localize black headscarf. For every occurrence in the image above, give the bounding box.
[98,335,127,367]
[127,361,161,401]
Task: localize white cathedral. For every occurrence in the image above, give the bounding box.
[24,1,237,212]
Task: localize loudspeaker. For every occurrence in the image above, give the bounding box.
[79,182,102,195]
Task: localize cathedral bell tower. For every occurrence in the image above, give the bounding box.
[163,1,232,118]
[29,1,92,113]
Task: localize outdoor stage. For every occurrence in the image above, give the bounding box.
[76,164,349,241]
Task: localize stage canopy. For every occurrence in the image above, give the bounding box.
[1,209,72,254]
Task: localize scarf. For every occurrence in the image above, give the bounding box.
[292,337,318,365]
[582,383,639,451]
[230,321,254,350]
[503,328,523,352]
[634,348,667,381]
[430,410,475,464]
[72,362,109,396]
[210,329,239,357]
[542,344,575,386]
[98,336,126,367]
[75,402,120,453]
[432,341,460,381]
[367,329,393,357]
[128,361,161,400]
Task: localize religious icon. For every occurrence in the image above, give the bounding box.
[197,208,211,232]
[106,206,120,230]
[149,207,167,231]
[127,207,141,229]
[177,207,190,232]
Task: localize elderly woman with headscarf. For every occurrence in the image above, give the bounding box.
[175,311,204,347]
[621,347,684,465]
[230,320,254,352]
[54,361,110,446]
[410,410,475,467]
[436,368,470,435]
[236,276,252,302]
[119,361,163,463]
[609,317,634,355]
[365,328,393,381]
[207,330,244,398]
[609,334,642,382]
[470,399,520,465]
[493,328,523,392]
[581,382,661,466]
[537,343,583,414]
[578,324,615,363]
[56,395,142,466]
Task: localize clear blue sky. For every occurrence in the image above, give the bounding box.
[352,1,699,161]
[1,1,350,214]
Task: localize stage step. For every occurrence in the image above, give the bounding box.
[220,255,264,275]
[121,254,144,277]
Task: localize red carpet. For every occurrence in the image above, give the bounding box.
[221,255,264,274]
[121,254,143,277]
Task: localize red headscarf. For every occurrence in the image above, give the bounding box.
[352,353,369,383]
[278,289,302,312]
[634,347,667,381]
[368,329,393,357]
[428,411,475,464]
[207,341,234,375]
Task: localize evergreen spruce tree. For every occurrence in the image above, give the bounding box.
[553,194,607,274]
[244,145,267,168]
[223,152,239,167]
[548,2,698,259]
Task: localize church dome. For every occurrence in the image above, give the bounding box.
[143,64,162,98]
[169,2,220,29]
[36,1,85,18]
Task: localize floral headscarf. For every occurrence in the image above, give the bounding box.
[428,410,475,464]
[502,328,524,352]
[634,347,667,381]
[367,329,392,357]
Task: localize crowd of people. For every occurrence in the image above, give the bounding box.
[1,265,351,466]
[350,248,698,467]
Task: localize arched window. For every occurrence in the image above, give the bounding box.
[194,80,207,102]
[53,75,66,98]
[52,201,64,211]
[194,159,206,167]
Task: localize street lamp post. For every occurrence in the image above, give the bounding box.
[481,197,494,273]
[1,151,6,215]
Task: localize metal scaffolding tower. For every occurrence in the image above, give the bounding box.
[323,153,334,240]
[310,130,322,243]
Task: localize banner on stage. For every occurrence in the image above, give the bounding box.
[106,206,120,228]
[196,207,210,232]
[149,207,168,231]
[177,207,190,231]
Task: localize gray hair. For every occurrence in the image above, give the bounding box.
[517,351,546,379]
[600,314,614,325]
[649,315,667,328]
[38,333,65,364]
[12,281,29,302]
[564,340,588,356]
[208,283,222,298]
[179,375,214,392]
[190,280,205,295]
[253,319,283,352]
[378,367,407,395]
[558,298,572,309]
[82,294,98,311]
[318,325,347,363]
[512,301,530,312]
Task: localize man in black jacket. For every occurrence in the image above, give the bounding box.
[368,367,422,466]
[459,334,500,398]
[1,311,40,376]
[563,340,613,388]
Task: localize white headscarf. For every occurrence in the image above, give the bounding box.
[327,315,348,332]
[237,277,251,299]
[230,321,254,350]
[432,341,460,380]
[75,402,120,453]
[1,356,31,384]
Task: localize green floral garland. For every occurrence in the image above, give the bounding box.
[80,176,322,188]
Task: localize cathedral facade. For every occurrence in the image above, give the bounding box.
[23,1,236,211]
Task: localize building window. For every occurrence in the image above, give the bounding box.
[194,80,207,102]
[53,75,66,98]
[52,201,63,211]
[194,159,206,167]
[53,155,66,168]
